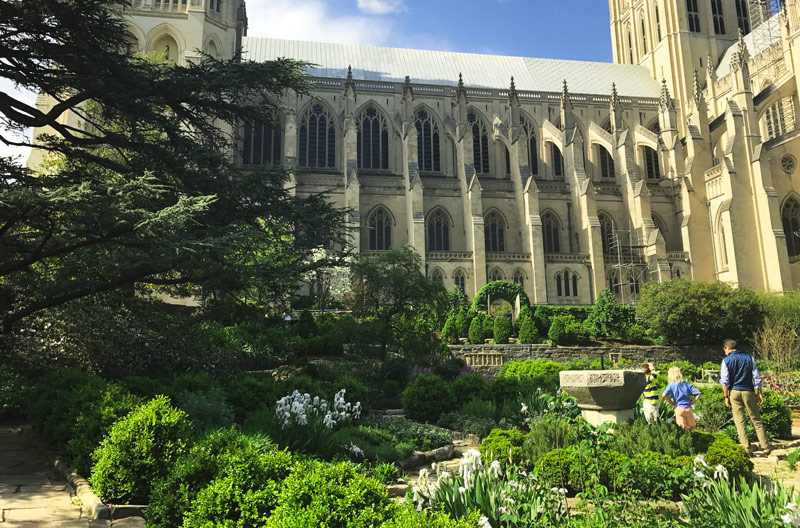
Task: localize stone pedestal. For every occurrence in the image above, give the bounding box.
[559,370,646,427]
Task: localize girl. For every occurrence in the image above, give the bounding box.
[662,366,701,431]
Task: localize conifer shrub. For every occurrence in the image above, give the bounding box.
[441,315,459,344]
[493,315,512,344]
[402,375,457,423]
[468,314,486,344]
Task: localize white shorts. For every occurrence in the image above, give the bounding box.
[642,400,659,423]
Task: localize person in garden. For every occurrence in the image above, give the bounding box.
[720,338,772,455]
[641,363,660,424]
[662,366,701,431]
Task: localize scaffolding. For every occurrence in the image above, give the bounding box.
[607,226,650,306]
[748,0,785,89]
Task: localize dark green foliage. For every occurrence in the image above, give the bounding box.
[264,461,393,528]
[171,371,221,396]
[498,359,564,390]
[451,373,490,403]
[331,375,371,414]
[174,388,235,432]
[0,366,31,419]
[547,314,588,346]
[493,315,512,344]
[370,417,452,451]
[454,308,474,338]
[705,434,753,481]
[147,429,285,528]
[694,385,733,432]
[468,314,487,344]
[295,310,318,338]
[517,314,539,344]
[621,323,649,344]
[607,420,695,459]
[584,289,635,338]
[690,430,716,453]
[636,280,764,345]
[118,376,166,399]
[625,452,692,499]
[481,315,495,340]
[441,315,459,344]
[532,305,592,336]
[225,375,276,423]
[488,377,522,409]
[458,398,496,420]
[471,281,530,312]
[379,356,412,387]
[90,396,193,503]
[479,428,525,467]
[535,448,576,490]
[432,355,466,381]
[66,384,142,476]
[327,426,400,462]
[761,390,793,439]
[521,417,575,466]
[276,375,326,400]
[437,412,496,437]
[401,375,457,423]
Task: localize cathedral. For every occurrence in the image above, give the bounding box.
[29,0,800,304]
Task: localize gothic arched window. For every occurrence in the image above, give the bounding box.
[552,144,564,178]
[599,146,615,178]
[644,146,660,179]
[415,109,441,172]
[766,100,789,140]
[484,211,505,253]
[468,112,490,174]
[242,115,281,166]
[736,0,750,34]
[687,0,701,33]
[640,15,648,54]
[430,268,444,283]
[489,268,504,283]
[608,271,621,294]
[711,0,726,35]
[368,207,392,251]
[572,273,578,296]
[627,26,634,63]
[298,103,336,169]
[782,197,800,257]
[599,213,614,255]
[513,269,524,288]
[563,270,571,296]
[719,221,729,267]
[655,5,662,41]
[427,209,450,251]
[522,117,538,176]
[454,269,466,294]
[556,273,563,296]
[542,212,560,253]
[357,106,389,170]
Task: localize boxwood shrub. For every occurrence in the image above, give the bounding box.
[402,375,457,423]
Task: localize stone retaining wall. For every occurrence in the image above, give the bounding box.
[450,344,723,376]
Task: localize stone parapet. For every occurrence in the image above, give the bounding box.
[450,344,721,377]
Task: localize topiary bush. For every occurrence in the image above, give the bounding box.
[451,373,490,403]
[295,309,318,338]
[472,281,530,312]
[402,375,457,423]
[264,461,394,528]
[547,314,588,346]
[89,396,193,503]
[704,434,753,482]
[454,309,474,339]
[535,448,576,490]
[493,315,512,344]
[760,390,792,439]
[468,314,487,345]
[517,314,538,344]
[441,315,459,344]
[479,428,525,467]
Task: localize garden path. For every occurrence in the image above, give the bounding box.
[751,423,800,491]
[0,424,143,528]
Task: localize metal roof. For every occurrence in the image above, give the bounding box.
[715,14,782,79]
[242,37,661,98]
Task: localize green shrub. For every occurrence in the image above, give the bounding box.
[584,289,634,338]
[468,315,486,345]
[402,375,457,423]
[379,356,412,387]
[90,396,193,503]
[626,451,691,499]
[487,377,522,410]
[432,356,467,381]
[786,448,800,470]
[608,420,694,459]
[596,449,629,489]
[383,505,480,528]
[147,429,282,528]
[690,430,716,453]
[454,309,474,339]
[621,323,648,344]
[498,359,563,390]
[472,281,530,312]
[760,390,792,439]
[493,315,512,344]
[327,426,399,462]
[225,375,276,423]
[547,314,587,346]
[0,366,32,419]
[533,305,592,336]
[181,444,295,527]
[295,309,318,338]
[331,374,371,414]
[637,279,763,345]
[521,416,574,467]
[118,375,165,399]
[451,373,490,403]
[372,417,452,451]
[437,412,496,437]
[66,384,142,476]
[371,462,399,485]
[264,461,394,528]
[479,428,525,467]
[441,316,459,344]
[459,398,496,420]
[481,315,495,340]
[535,448,576,490]
[694,385,732,432]
[517,315,538,344]
[276,375,326,400]
[704,434,753,482]
[175,388,234,432]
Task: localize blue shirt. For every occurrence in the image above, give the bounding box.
[720,350,761,392]
[663,381,701,408]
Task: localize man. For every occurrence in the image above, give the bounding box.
[720,339,771,455]
[641,363,660,424]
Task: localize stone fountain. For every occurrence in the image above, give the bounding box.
[559,370,647,427]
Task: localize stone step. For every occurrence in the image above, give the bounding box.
[2,506,82,522]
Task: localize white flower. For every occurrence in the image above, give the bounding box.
[490,460,503,478]
[713,464,729,480]
[694,454,708,467]
[478,516,492,528]
[694,470,705,479]
[347,442,364,458]
[440,471,451,479]
[458,486,466,494]
[521,403,529,414]
[551,487,567,495]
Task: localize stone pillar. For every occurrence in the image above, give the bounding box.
[559,370,646,427]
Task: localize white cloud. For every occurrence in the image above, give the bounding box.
[0,77,35,164]
[245,0,393,45]
[356,0,407,15]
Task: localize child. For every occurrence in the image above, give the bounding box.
[662,366,701,431]
[641,363,659,424]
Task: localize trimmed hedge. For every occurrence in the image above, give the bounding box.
[472,281,530,312]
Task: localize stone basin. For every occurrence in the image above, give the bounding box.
[559,370,647,426]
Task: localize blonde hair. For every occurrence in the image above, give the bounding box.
[667,366,684,384]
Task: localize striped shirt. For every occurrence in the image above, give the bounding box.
[643,373,659,400]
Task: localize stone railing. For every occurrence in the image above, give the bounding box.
[544,253,591,263]
[129,0,190,13]
[667,251,689,261]
[486,252,529,262]
[704,165,723,181]
[426,251,472,261]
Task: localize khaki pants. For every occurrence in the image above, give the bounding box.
[730,390,771,451]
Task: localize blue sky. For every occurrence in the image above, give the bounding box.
[1,0,614,160]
